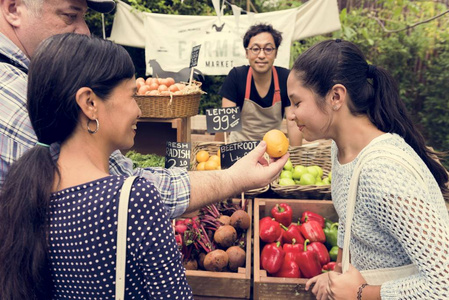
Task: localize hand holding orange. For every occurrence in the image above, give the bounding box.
[263,129,289,158]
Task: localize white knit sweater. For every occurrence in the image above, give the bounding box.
[332,133,449,299]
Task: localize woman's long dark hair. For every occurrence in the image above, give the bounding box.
[0,33,135,299]
[291,39,448,200]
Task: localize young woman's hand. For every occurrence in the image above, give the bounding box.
[306,271,335,300]
[327,264,366,300]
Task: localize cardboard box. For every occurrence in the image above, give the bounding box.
[253,198,338,300]
[185,198,252,299]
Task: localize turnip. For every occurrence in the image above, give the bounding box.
[213,225,237,249]
[203,249,229,272]
[183,258,198,270]
[226,246,246,271]
[218,215,231,225]
[230,209,251,230]
[197,252,206,270]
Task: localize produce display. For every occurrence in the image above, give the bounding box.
[174,200,250,272]
[194,149,221,171]
[259,202,338,278]
[135,76,203,96]
[278,158,332,186]
[124,150,165,168]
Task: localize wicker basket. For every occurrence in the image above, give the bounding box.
[134,92,202,118]
[270,139,332,200]
[191,141,269,197]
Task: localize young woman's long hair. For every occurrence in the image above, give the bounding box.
[0,33,135,299]
[291,39,448,200]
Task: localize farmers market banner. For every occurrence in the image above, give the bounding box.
[109,0,341,76]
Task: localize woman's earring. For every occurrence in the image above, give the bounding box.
[332,106,339,111]
[87,119,99,134]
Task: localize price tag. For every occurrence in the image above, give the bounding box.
[165,141,191,169]
[189,45,201,68]
[205,107,242,133]
[219,141,259,169]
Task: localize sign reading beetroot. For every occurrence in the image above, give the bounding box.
[220,141,259,169]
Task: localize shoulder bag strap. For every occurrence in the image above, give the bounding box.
[0,52,28,74]
[116,176,138,300]
[341,146,426,273]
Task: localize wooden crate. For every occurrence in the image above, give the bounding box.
[253,198,339,300]
[185,198,252,299]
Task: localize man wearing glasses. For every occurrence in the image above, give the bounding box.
[216,23,303,145]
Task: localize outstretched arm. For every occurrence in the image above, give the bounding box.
[185,140,288,213]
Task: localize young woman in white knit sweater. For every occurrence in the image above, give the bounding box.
[287,39,449,300]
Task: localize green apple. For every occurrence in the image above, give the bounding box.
[294,180,301,185]
[328,171,332,182]
[299,173,316,185]
[306,166,319,178]
[315,181,325,186]
[292,165,307,180]
[279,178,296,186]
[280,170,293,179]
[283,158,293,171]
[322,177,331,185]
[312,165,324,178]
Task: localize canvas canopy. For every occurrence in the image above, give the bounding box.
[109,0,341,76]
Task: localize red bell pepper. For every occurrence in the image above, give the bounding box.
[281,223,305,244]
[271,203,293,227]
[296,239,322,278]
[261,241,285,274]
[322,261,337,272]
[308,241,330,266]
[283,239,304,254]
[272,257,301,278]
[283,240,303,267]
[300,220,326,243]
[259,217,282,243]
[300,211,325,228]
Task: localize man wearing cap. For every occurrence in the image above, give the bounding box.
[0,0,285,219]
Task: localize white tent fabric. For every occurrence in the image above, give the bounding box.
[109,0,341,76]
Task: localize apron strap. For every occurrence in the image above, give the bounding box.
[272,66,281,105]
[245,67,253,100]
[245,66,281,105]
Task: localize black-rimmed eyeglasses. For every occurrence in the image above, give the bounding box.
[246,46,276,56]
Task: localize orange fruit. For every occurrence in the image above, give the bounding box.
[197,161,206,171]
[209,155,220,164]
[196,150,210,163]
[204,160,219,170]
[263,129,289,158]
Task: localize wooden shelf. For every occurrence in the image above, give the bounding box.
[130,117,192,156]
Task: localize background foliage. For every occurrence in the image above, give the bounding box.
[86,0,449,165]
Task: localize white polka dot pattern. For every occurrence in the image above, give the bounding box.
[331,133,449,299]
[48,176,193,299]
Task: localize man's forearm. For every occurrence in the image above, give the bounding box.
[185,169,243,213]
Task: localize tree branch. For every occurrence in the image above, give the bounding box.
[372,9,449,33]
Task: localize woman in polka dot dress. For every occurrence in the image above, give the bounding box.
[0,33,192,299]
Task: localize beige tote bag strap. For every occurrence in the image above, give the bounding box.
[342,146,426,274]
[116,176,138,300]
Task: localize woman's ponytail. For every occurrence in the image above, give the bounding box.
[369,65,448,201]
[0,146,58,299]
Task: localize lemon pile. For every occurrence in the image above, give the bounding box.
[196,150,221,171]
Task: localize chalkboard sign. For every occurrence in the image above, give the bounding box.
[189,45,201,68]
[205,107,242,133]
[165,141,191,169]
[220,141,259,169]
